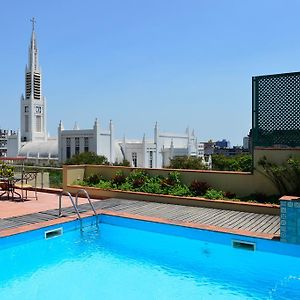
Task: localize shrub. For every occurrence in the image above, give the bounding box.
[168,156,207,170]
[224,191,236,199]
[111,171,126,186]
[0,162,14,178]
[127,170,148,189]
[86,174,102,185]
[119,182,133,191]
[167,184,191,197]
[258,156,300,196]
[161,171,182,188]
[189,180,210,196]
[95,180,113,190]
[204,189,224,200]
[132,178,145,189]
[212,154,252,172]
[113,159,131,167]
[65,152,108,165]
[49,169,63,188]
[247,193,271,203]
[141,177,164,194]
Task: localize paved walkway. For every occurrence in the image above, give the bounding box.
[0,197,280,239]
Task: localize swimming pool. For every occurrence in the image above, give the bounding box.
[0,214,300,299]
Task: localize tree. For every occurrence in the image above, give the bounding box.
[65,152,108,165]
[212,154,252,172]
[168,156,207,170]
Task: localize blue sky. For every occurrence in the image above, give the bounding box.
[1,0,300,145]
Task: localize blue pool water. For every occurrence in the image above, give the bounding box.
[0,215,300,300]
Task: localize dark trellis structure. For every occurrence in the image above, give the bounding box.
[252,72,300,148]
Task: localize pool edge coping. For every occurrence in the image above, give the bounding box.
[0,208,280,241]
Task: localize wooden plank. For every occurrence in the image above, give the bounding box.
[182,208,226,224]
[249,215,276,232]
[232,214,265,230]
[260,217,280,234]
[222,214,254,229]
[216,211,249,228]
[207,210,242,226]
[199,210,235,226]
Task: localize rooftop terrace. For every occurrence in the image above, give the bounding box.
[0,191,280,240]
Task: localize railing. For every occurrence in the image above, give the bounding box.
[58,191,82,229]
[59,190,98,231]
[11,165,62,189]
[75,189,98,223]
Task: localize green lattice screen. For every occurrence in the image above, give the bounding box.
[252,72,300,147]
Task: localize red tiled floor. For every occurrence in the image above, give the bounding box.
[0,190,93,219]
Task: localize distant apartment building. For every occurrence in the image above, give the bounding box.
[215,139,231,148]
[197,143,205,157]
[243,136,249,150]
[203,141,215,156]
[214,146,248,156]
[0,129,16,157]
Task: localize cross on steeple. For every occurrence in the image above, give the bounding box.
[30,17,36,31]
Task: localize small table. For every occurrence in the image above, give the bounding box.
[0,176,22,201]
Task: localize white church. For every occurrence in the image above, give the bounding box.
[7,20,209,169]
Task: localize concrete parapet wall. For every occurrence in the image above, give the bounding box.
[66,184,279,215]
[64,169,271,198]
[63,149,300,199]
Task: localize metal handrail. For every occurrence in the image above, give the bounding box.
[75,189,98,223]
[58,191,81,223]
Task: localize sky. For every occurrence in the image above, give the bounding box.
[1,0,300,146]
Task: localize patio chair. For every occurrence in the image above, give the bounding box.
[14,171,38,201]
[0,181,9,199]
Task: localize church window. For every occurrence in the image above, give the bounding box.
[25,115,29,132]
[35,106,42,113]
[132,152,137,167]
[33,73,41,100]
[66,138,71,159]
[75,137,80,155]
[84,137,89,152]
[25,106,29,113]
[149,151,153,168]
[36,116,42,132]
[26,72,31,99]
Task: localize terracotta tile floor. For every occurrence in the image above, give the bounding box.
[0,190,91,219]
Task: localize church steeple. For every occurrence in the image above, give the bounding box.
[21,18,47,142]
[26,17,41,100]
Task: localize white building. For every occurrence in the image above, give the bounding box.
[119,123,207,168]
[58,119,122,163]
[7,19,58,163]
[120,135,157,168]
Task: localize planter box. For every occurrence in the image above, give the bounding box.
[66,184,280,216]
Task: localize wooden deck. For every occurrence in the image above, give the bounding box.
[0,198,280,238]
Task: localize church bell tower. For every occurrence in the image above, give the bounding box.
[20,18,47,142]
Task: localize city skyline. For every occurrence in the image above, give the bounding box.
[1,1,300,145]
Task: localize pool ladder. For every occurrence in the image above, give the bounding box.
[58,189,98,230]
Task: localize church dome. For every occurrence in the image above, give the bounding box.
[19,139,58,158]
